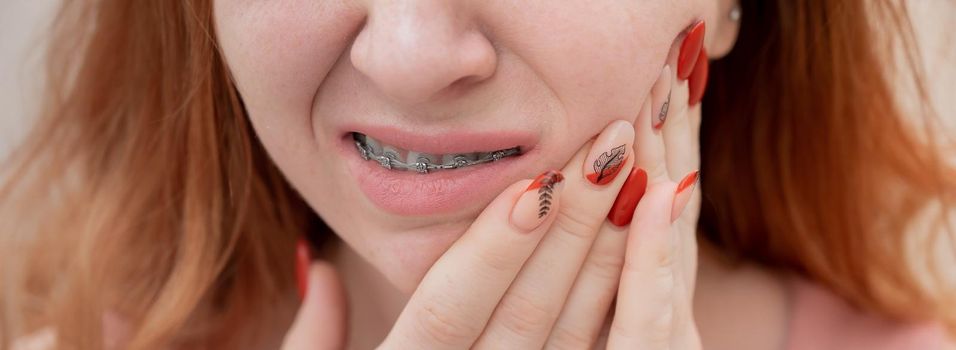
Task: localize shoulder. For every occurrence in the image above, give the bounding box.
[695,249,952,350]
[695,255,792,350]
[786,277,949,350]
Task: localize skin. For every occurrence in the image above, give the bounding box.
[214,0,789,349]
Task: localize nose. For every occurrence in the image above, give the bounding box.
[350,1,497,105]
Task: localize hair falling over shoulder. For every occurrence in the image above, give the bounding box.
[0,1,319,348]
[0,0,953,348]
[701,0,956,334]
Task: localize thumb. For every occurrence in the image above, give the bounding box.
[282,260,348,350]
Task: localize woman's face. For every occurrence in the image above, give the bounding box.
[215,0,711,293]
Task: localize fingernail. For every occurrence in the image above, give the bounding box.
[671,171,699,222]
[295,237,311,300]
[607,167,649,227]
[511,170,565,232]
[651,65,673,130]
[677,21,706,81]
[688,48,709,106]
[584,120,634,186]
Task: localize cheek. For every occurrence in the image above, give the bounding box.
[214,0,363,154]
[214,0,367,220]
[492,1,684,146]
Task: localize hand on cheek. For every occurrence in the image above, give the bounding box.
[283,20,709,350]
[603,20,705,349]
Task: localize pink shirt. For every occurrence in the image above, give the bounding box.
[786,277,947,350]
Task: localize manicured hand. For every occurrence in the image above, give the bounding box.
[283,21,707,350]
[284,116,638,349]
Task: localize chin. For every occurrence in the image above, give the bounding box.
[364,223,470,295]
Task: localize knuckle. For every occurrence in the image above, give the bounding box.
[412,297,478,347]
[622,242,674,276]
[611,306,673,348]
[646,307,675,344]
[654,243,675,270]
[552,209,599,243]
[654,264,676,295]
[608,320,640,346]
[644,163,670,183]
[622,257,641,275]
[497,291,556,338]
[474,245,517,275]
[548,325,595,350]
[583,247,626,281]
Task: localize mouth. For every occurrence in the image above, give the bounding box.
[352,132,522,173]
[338,126,539,216]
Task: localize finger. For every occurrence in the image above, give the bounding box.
[661,30,703,296]
[383,171,565,349]
[666,175,702,350]
[633,83,670,183]
[283,261,348,350]
[607,183,678,350]
[548,166,650,347]
[474,120,635,349]
[668,222,703,350]
[660,70,700,225]
[545,220,627,349]
[660,56,701,289]
[671,170,700,289]
[661,64,698,182]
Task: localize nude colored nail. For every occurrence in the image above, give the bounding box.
[584,120,635,186]
[511,170,565,232]
[652,65,673,130]
[671,171,699,222]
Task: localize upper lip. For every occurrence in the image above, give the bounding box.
[342,124,539,155]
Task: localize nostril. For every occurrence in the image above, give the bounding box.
[349,13,497,105]
[442,74,484,97]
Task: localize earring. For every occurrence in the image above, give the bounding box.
[729,3,741,22]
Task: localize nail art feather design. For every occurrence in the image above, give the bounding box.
[657,91,671,128]
[590,144,626,185]
[528,170,564,218]
[513,170,565,232]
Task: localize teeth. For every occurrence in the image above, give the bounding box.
[363,135,383,155]
[407,151,441,173]
[407,151,441,165]
[441,153,479,165]
[353,132,520,173]
[478,150,509,161]
[381,145,402,162]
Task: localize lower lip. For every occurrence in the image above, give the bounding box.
[338,135,535,216]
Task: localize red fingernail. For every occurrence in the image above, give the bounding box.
[677,21,706,81]
[671,171,699,222]
[687,47,709,106]
[295,237,311,300]
[584,121,634,186]
[607,167,648,227]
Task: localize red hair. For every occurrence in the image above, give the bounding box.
[701,0,956,333]
[0,0,953,348]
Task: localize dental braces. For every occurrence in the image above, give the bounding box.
[354,139,521,174]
